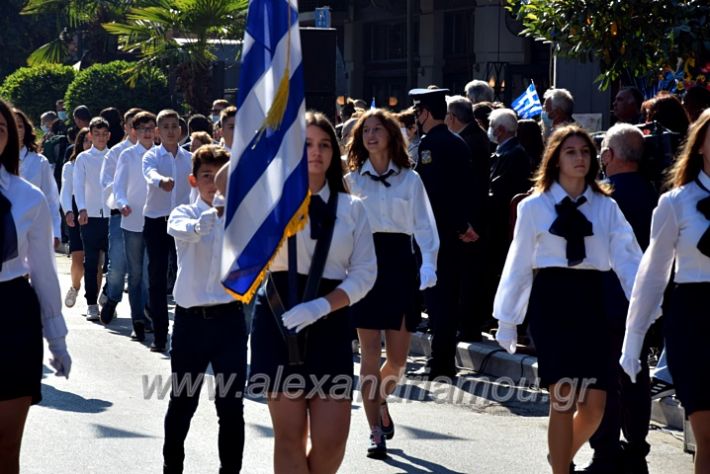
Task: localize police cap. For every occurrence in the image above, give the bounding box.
[409,88,449,118]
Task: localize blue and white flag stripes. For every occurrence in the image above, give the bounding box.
[221,0,309,302]
[511,82,543,119]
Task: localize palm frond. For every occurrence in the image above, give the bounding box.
[26,40,69,66]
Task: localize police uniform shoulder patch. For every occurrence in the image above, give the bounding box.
[420,149,432,165]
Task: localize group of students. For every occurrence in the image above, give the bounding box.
[1,83,710,474]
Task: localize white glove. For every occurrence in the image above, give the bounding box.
[419,264,437,290]
[496,321,518,354]
[282,297,331,333]
[620,330,644,383]
[47,337,72,379]
[195,208,218,235]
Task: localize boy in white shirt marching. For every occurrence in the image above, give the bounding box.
[73,117,111,320]
[162,145,247,474]
[142,109,192,352]
[114,111,155,342]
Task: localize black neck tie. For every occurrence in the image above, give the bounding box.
[364,169,395,187]
[0,190,19,271]
[549,196,594,266]
[696,178,710,258]
[308,194,336,240]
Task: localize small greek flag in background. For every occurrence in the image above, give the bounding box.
[221,0,309,302]
[511,82,543,119]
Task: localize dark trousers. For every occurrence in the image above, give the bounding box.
[79,217,109,304]
[590,315,651,461]
[163,302,247,474]
[457,240,488,340]
[424,242,463,375]
[143,216,176,346]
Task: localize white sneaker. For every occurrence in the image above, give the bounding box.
[86,304,100,321]
[98,292,108,307]
[65,287,79,308]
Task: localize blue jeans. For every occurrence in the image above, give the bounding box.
[105,214,127,303]
[123,229,148,324]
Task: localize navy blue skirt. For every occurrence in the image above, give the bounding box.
[527,267,611,390]
[249,272,353,397]
[351,233,420,332]
[0,277,43,405]
[664,282,710,415]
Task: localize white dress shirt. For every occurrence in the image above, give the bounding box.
[494,182,642,325]
[345,160,439,268]
[73,145,110,218]
[114,143,152,232]
[168,197,234,308]
[142,144,192,218]
[625,170,710,338]
[269,183,377,305]
[100,138,135,209]
[19,147,61,238]
[60,161,74,213]
[0,165,67,340]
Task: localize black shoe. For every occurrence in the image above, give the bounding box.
[100,299,118,325]
[620,441,649,474]
[150,342,166,353]
[131,321,145,342]
[457,332,483,343]
[366,428,387,459]
[579,457,623,473]
[380,401,395,440]
[406,367,456,382]
[649,377,675,400]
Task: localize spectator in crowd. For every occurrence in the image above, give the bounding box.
[516,119,545,171]
[336,99,357,140]
[56,99,68,122]
[39,111,69,189]
[353,98,368,110]
[542,88,575,139]
[585,124,657,473]
[445,95,491,341]
[209,99,230,124]
[683,86,710,123]
[40,111,65,137]
[612,87,644,125]
[72,105,91,131]
[100,107,124,149]
[464,79,495,104]
[396,108,420,165]
[182,114,213,151]
[646,94,690,138]
[189,132,212,153]
[472,101,494,131]
[219,105,236,151]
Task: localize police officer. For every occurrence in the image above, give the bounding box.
[406,88,477,380]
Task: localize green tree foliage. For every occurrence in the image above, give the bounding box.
[0,64,75,123]
[103,0,248,114]
[509,0,710,90]
[64,61,170,115]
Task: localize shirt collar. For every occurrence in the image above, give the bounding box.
[359,159,399,176]
[19,147,28,161]
[550,181,593,204]
[313,181,331,202]
[90,145,109,156]
[0,164,10,192]
[495,136,516,154]
[196,196,211,212]
[699,169,710,191]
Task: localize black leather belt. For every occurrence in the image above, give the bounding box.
[110,209,121,216]
[178,301,242,319]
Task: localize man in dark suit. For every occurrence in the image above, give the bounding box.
[486,108,532,320]
[583,123,658,474]
[445,95,491,341]
[406,88,477,380]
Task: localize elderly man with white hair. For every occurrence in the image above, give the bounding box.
[464,79,495,104]
[542,88,575,139]
[582,122,657,473]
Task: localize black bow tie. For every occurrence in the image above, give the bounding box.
[549,196,594,266]
[696,179,710,258]
[309,194,336,240]
[0,190,19,271]
[364,169,396,187]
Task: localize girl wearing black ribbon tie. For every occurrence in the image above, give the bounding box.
[344,108,439,459]
[621,108,710,474]
[493,125,642,474]
[248,111,376,473]
[0,99,72,473]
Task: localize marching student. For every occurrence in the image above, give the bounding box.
[73,117,112,321]
[114,111,155,342]
[219,105,236,151]
[162,144,247,474]
[248,112,376,474]
[142,109,192,352]
[344,108,439,458]
[14,108,62,247]
[621,108,710,474]
[99,107,142,323]
[0,98,71,473]
[493,126,642,474]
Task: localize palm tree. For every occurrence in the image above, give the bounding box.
[103,0,248,113]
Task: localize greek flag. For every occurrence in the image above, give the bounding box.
[511,82,543,119]
[221,0,309,302]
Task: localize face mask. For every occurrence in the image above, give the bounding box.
[541,110,553,129]
[210,114,220,124]
[487,127,497,144]
[41,125,50,134]
[57,111,68,121]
